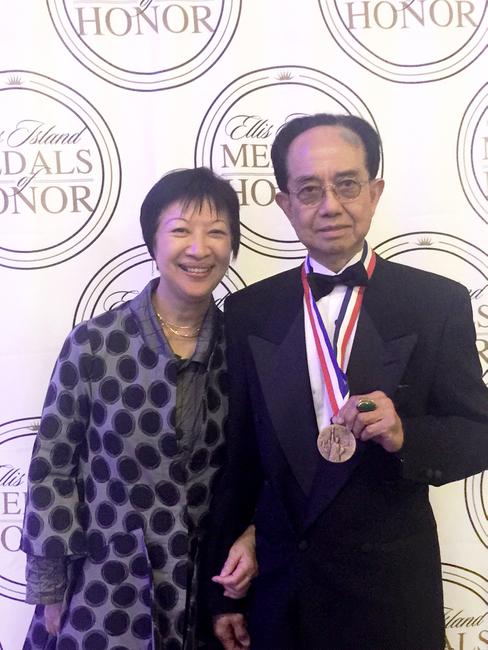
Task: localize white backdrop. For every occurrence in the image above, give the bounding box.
[0,2,487,649]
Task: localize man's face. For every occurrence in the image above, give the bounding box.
[275,125,384,271]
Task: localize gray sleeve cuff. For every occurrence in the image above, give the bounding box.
[25,555,67,605]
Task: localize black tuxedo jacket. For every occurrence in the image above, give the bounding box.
[206,256,488,650]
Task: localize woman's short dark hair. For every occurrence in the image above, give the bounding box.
[140,167,240,258]
[271,114,382,192]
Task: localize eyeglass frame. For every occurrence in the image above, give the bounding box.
[287,178,372,206]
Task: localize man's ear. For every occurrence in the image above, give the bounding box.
[275,191,292,218]
[369,178,385,211]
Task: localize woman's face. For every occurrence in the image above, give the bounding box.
[153,199,232,307]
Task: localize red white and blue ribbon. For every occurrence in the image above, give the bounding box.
[301,243,376,415]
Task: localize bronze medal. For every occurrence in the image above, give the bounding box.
[317,424,356,463]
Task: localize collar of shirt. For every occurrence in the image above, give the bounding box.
[308,248,364,278]
[129,278,219,369]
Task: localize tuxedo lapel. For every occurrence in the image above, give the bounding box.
[347,266,418,397]
[248,276,320,496]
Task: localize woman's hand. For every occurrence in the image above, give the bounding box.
[44,602,63,635]
[212,525,258,599]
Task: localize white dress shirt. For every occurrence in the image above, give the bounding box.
[304,249,364,433]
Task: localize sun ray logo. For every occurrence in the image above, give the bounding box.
[195,65,382,259]
[46,0,241,91]
[457,83,488,225]
[318,0,488,83]
[0,418,38,602]
[464,472,487,551]
[442,564,488,649]
[72,245,246,325]
[375,231,488,382]
[0,70,121,269]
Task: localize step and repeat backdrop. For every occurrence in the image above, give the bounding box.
[0,2,487,648]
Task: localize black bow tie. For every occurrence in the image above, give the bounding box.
[307,261,369,301]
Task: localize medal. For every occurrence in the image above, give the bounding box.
[317,424,356,463]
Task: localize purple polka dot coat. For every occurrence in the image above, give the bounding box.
[21,281,228,650]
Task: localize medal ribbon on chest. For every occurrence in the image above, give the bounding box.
[301,242,376,462]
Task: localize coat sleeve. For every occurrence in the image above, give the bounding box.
[400,284,488,485]
[21,323,94,559]
[203,295,263,616]
[25,555,67,604]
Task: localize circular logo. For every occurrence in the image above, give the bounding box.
[195,65,382,259]
[457,83,488,225]
[465,471,487,550]
[46,0,241,91]
[442,564,488,647]
[73,244,246,324]
[0,70,121,270]
[318,1,488,83]
[375,232,488,384]
[0,417,38,601]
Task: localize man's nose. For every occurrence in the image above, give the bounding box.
[317,187,341,214]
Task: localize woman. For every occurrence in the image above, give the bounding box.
[21,167,256,650]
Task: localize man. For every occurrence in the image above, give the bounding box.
[206,114,488,649]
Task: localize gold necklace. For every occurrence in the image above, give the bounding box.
[155,310,201,339]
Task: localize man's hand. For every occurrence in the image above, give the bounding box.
[214,613,250,650]
[212,525,258,598]
[332,390,404,453]
[44,602,63,635]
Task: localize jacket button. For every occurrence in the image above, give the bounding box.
[298,540,309,551]
[361,542,373,553]
[433,469,442,482]
[424,468,434,480]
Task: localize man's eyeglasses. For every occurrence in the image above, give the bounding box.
[288,179,370,206]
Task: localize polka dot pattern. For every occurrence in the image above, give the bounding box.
[149,380,170,408]
[100,378,120,404]
[88,329,104,353]
[49,506,73,533]
[103,431,123,458]
[122,314,139,336]
[106,330,130,355]
[122,384,146,410]
[85,581,108,607]
[60,362,79,390]
[53,478,74,497]
[29,457,51,483]
[40,415,62,440]
[70,606,95,632]
[116,356,138,382]
[58,392,75,417]
[44,382,57,408]
[26,512,44,538]
[23,284,228,649]
[147,542,167,570]
[155,481,180,506]
[135,443,161,470]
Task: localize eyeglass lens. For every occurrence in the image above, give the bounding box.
[297,179,362,205]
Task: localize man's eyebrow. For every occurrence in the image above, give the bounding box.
[293,175,321,185]
[293,170,362,185]
[334,169,361,179]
